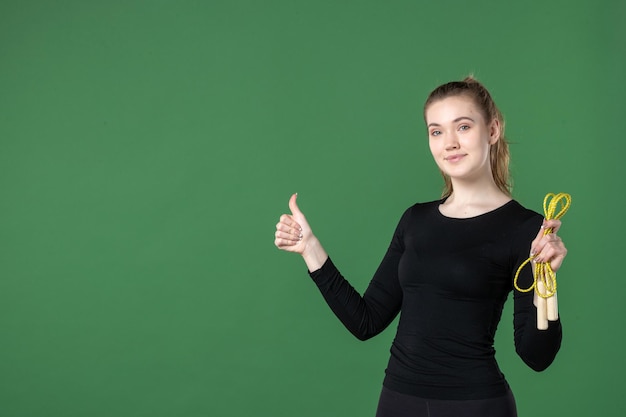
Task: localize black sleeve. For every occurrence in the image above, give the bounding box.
[308,210,407,341]
[512,216,563,371]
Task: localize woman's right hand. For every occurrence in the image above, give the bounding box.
[274,193,310,254]
[275,194,329,271]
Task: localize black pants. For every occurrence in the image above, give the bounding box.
[375,386,518,417]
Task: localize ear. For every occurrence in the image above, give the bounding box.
[488,118,501,145]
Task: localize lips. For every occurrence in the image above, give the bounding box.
[444,154,466,162]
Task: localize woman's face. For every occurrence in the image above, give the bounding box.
[425,95,499,183]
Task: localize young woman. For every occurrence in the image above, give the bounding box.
[274,77,567,417]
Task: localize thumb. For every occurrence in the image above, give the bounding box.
[288,193,302,216]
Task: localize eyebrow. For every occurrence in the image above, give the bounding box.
[427,116,475,128]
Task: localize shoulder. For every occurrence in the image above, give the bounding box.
[505,200,544,244]
[391,200,442,233]
[404,199,442,214]
[399,200,441,220]
[506,200,543,227]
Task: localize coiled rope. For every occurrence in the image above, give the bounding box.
[513,192,571,298]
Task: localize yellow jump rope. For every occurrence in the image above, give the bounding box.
[513,192,571,330]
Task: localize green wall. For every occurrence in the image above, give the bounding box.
[0,1,623,416]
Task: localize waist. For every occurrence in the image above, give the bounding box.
[383,342,507,400]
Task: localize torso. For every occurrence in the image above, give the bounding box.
[383,199,541,400]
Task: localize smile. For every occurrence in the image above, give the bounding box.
[444,154,467,162]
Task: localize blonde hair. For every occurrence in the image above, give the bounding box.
[423,76,511,198]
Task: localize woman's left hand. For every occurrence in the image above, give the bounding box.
[530,219,568,271]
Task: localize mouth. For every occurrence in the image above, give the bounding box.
[444,154,466,162]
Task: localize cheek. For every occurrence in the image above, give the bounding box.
[429,139,446,162]
[428,139,438,155]
[428,140,444,166]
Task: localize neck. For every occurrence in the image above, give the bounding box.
[440,179,511,218]
[445,176,509,206]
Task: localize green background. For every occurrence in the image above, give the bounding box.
[0,1,623,416]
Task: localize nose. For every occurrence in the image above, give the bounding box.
[444,131,459,150]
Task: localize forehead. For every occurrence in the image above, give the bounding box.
[425,95,484,124]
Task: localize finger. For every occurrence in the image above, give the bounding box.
[532,232,561,259]
[275,236,304,252]
[533,245,555,263]
[275,229,302,242]
[275,237,297,249]
[543,219,562,234]
[530,223,546,255]
[276,220,302,235]
[530,219,562,255]
[278,213,295,224]
[289,193,303,217]
[533,240,567,265]
[275,238,297,248]
[278,214,302,231]
[275,232,302,246]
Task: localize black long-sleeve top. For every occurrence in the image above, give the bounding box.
[309,200,562,400]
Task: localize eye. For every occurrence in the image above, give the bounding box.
[430,130,442,137]
[459,124,470,131]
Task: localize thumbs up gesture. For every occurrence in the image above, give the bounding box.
[274,193,310,254]
[275,194,328,271]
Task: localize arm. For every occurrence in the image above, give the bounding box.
[513,218,567,371]
[275,194,403,340]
